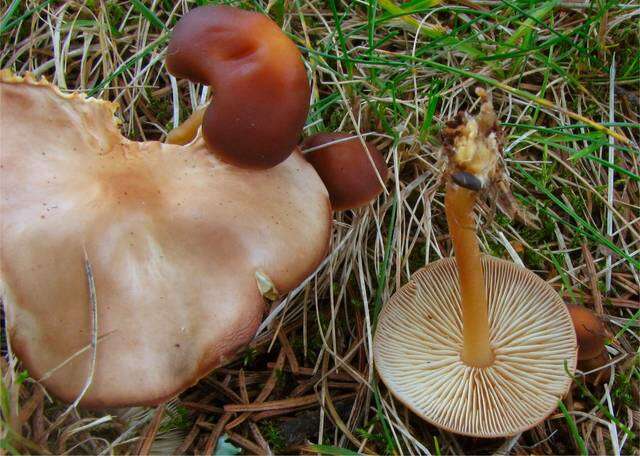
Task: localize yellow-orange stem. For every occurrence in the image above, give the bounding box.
[166,106,207,145]
[445,182,494,368]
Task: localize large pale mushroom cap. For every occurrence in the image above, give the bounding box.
[374,256,577,437]
[0,72,331,408]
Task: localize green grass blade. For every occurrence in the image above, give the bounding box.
[306,444,360,455]
[372,380,396,454]
[504,0,561,47]
[612,309,640,341]
[0,0,55,35]
[557,400,588,456]
[87,35,168,97]
[0,0,20,34]
[567,364,636,438]
[378,0,444,38]
[131,0,166,30]
[516,165,639,269]
[373,196,398,326]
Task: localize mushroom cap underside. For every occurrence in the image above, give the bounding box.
[0,72,331,408]
[374,256,577,437]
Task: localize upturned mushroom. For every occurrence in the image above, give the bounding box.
[0,71,330,408]
[166,5,310,169]
[302,133,390,211]
[374,89,577,437]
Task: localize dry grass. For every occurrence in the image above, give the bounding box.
[1,0,639,454]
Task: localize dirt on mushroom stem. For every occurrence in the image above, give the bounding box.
[442,89,504,368]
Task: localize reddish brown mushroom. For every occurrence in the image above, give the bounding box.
[567,304,608,372]
[302,133,390,211]
[166,5,310,169]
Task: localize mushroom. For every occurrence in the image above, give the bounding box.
[373,89,577,437]
[302,133,389,211]
[567,304,608,373]
[166,106,206,145]
[0,71,330,408]
[166,5,310,169]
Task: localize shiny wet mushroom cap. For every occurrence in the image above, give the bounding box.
[0,72,330,408]
[567,304,607,364]
[567,305,609,381]
[302,133,389,211]
[374,256,577,437]
[166,5,310,169]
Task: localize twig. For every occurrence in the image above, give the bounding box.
[46,249,99,433]
[133,404,165,456]
[225,350,286,430]
[202,413,231,455]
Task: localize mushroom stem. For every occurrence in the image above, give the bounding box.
[445,182,494,368]
[166,106,206,145]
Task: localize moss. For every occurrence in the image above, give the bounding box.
[106,1,125,25]
[242,347,258,366]
[159,406,191,432]
[260,421,286,453]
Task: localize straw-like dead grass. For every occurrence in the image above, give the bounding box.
[1,0,638,454]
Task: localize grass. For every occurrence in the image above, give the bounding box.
[1,0,639,454]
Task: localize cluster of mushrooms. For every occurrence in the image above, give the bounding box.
[0,6,388,408]
[0,2,609,441]
[374,91,610,438]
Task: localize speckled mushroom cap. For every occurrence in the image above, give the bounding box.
[374,256,577,437]
[0,72,331,408]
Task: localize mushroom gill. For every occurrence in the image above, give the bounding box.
[374,256,576,437]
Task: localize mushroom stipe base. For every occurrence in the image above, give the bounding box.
[374,256,577,438]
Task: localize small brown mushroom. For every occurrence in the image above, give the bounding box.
[302,133,389,211]
[0,72,330,408]
[166,5,310,169]
[567,304,608,368]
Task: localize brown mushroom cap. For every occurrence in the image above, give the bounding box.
[0,72,330,408]
[566,304,607,361]
[374,256,577,437]
[166,5,310,169]
[302,133,389,211]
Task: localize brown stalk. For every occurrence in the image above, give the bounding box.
[444,182,494,367]
[133,404,165,456]
[181,402,224,414]
[250,393,355,422]
[224,393,322,413]
[248,422,272,455]
[227,431,264,454]
[278,331,300,374]
[18,388,44,424]
[225,349,286,430]
[172,415,203,455]
[203,412,232,455]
